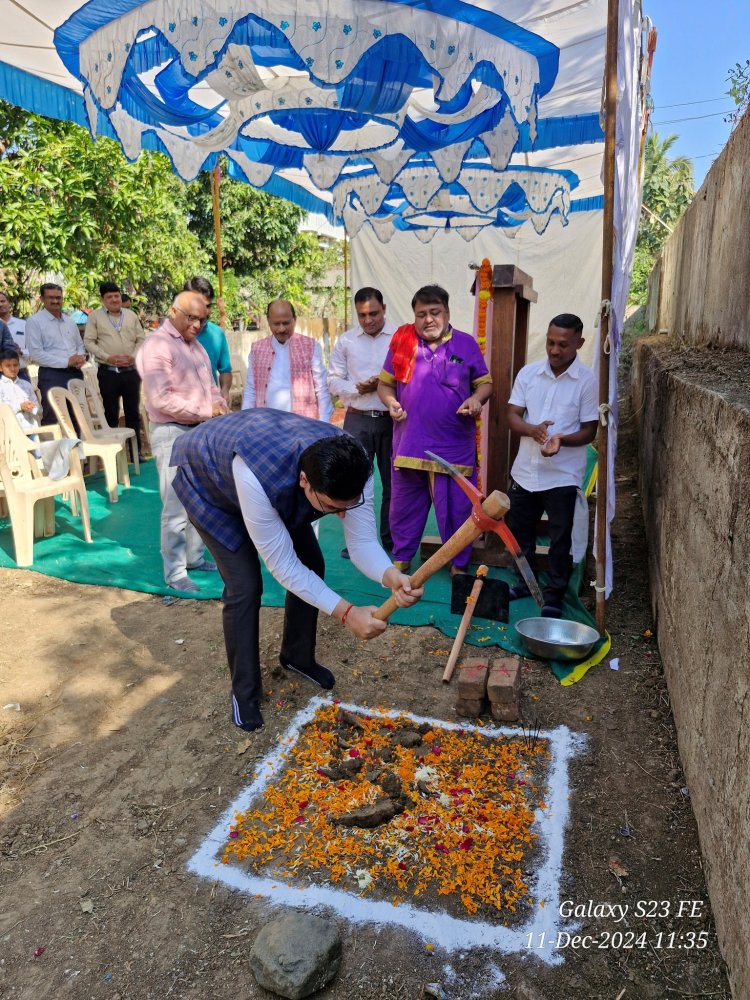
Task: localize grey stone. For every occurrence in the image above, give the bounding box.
[331,796,402,828]
[250,913,342,999]
[389,729,422,748]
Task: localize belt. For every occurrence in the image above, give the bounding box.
[100,364,136,372]
[154,420,200,428]
[348,408,390,418]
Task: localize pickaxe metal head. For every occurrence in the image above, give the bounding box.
[425,449,544,608]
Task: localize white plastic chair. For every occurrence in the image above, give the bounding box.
[48,386,130,503]
[0,403,92,566]
[68,378,140,474]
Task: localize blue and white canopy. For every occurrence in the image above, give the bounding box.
[1,1,613,240]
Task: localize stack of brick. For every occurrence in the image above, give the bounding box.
[455,656,521,722]
[455,658,489,718]
[487,657,521,722]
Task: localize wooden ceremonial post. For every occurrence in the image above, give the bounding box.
[480,265,536,563]
[594,0,619,636]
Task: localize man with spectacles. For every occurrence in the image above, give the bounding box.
[183,276,233,403]
[84,281,146,458]
[136,291,228,593]
[170,408,422,733]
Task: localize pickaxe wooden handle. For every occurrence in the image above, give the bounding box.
[373,491,510,621]
[442,565,488,684]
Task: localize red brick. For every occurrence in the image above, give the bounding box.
[457,658,489,702]
[455,698,487,719]
[487,658,521,707]
[491,701,519,723]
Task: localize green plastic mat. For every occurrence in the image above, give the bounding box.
[0,459,604,680]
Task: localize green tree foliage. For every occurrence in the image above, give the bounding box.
[725,59,750,126]
[0,102,344,325]
[0,102,206,314]
[184,169,344,322]
[629,132,694,305]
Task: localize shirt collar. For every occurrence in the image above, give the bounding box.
[161,317,189,341]
[542,355,582,380]
[356,324,392,338]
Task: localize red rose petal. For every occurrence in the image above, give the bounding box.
[33,948,45,958]
[229,830,239,839]
[397,861,407,870]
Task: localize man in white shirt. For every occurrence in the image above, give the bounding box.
[505,313,598,618]
[0,291,29,382]
[170,409,421,732]
[328,287,396,554]
[25,283,87,426]
[242,299,333,422]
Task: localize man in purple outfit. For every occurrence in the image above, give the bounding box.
[377,285,492,575]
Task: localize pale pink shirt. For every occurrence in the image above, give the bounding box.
[136,319,222,425]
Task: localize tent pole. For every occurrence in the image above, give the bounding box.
[211,160,227,328]
[343,234,349,329]
[595,0,619,635]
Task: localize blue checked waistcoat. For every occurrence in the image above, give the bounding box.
[170,408,343,551]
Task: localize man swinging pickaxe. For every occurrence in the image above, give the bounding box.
[374,450,543,620]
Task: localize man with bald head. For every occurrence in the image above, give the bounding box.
[242,298,333,421]
[136,291,228,592]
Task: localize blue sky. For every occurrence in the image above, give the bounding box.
[645,1,750,186]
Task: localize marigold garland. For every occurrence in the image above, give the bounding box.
[222,703,549,918]
[474,258,493,494]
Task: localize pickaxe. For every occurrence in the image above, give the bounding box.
[374,451,544,620]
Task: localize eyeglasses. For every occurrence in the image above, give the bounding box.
[173,305,207,326]
[310,485,366,514]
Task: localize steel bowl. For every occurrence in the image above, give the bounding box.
[514,617,600,662]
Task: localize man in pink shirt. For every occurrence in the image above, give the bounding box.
[136,291,228,592]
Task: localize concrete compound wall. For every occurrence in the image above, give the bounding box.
[633,104,750,997]
[647,108,750,351]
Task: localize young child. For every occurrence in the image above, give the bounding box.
[0,348,40,431]
[505,313,598,618]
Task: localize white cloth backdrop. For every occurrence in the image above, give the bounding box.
[351,209,603,366]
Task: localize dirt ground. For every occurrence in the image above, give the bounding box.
[0,407,731,1000]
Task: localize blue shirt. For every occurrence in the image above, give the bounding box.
[196,321,231,383]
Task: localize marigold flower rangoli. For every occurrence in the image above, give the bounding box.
[222,702,550,919]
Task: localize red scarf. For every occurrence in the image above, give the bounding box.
[390,323,418,383]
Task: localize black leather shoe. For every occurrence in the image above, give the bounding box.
[509,583,531,600]
[280,656,335,690]
[233,699,264,732]
[541,603,563,619]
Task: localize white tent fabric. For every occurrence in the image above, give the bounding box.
[351,208,604,367]
[0,0,648,599]
[0,1,609,238]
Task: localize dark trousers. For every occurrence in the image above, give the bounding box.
[193,521,324,727]
[97,366,142,445]
[505,480,578,605]
[37,366,83,427]
[342,408,393,550]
